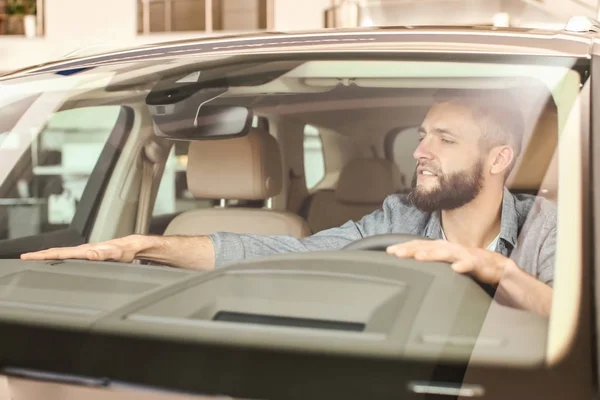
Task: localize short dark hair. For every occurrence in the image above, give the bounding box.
[433,89,524,174]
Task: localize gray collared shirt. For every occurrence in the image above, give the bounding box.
[210,187,557,286]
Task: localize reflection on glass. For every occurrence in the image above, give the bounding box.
[0,55,582,371]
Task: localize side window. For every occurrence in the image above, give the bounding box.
[390,126,420,191]
[153,141,214,218]
[303,124,325,190]
[0,106,123,240]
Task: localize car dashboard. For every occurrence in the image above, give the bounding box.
[0,253,547,365]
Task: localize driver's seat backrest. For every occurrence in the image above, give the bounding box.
[164,127,311,237]
[304,158,401,232]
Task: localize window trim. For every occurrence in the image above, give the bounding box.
[590,52,600,389]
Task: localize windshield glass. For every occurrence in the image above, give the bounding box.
[0,53,586,372]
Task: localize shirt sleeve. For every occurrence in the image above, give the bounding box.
[536,226,556,287]
[209,195,398,267]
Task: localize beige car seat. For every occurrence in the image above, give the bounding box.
[303,158,401,233]
[164,127,311,237]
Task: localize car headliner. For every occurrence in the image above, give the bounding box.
[1,26,595,79]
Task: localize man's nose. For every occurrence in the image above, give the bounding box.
[413,138,434,161]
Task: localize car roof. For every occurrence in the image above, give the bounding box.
[3,26,597,78]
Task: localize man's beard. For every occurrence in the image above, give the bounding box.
[409,159,484,213]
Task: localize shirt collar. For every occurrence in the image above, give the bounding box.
[423,187,518,249]
[424,211,443,240]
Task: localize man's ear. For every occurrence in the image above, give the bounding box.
[489,145,514,177]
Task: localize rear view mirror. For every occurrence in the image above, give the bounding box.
[147,88,253,140]
[194,105,253,139]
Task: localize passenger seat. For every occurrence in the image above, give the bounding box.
[164,127,311,237]
[302,158,401,233]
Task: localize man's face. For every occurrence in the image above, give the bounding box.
[409,101,487,212]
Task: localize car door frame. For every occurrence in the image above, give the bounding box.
[0,106,134,258]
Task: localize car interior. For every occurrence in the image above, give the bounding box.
[143,80,560,240]
[0,56,589,400]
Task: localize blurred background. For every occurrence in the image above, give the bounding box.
[1,0,599,73]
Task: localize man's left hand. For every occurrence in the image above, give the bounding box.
[386,240,516,286]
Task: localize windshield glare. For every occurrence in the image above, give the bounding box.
[0,54,585,368]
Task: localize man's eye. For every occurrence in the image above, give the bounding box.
[441,138,454,144]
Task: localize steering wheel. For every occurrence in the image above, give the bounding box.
[342,233,424,251]
[342,234,497,298]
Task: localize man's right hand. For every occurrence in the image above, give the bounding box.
[20,234,216,271]
[21,235,146,263]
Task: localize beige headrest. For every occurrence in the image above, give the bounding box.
[187,128,283,200]
[335,158,400,204]
[507,101,558,192]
